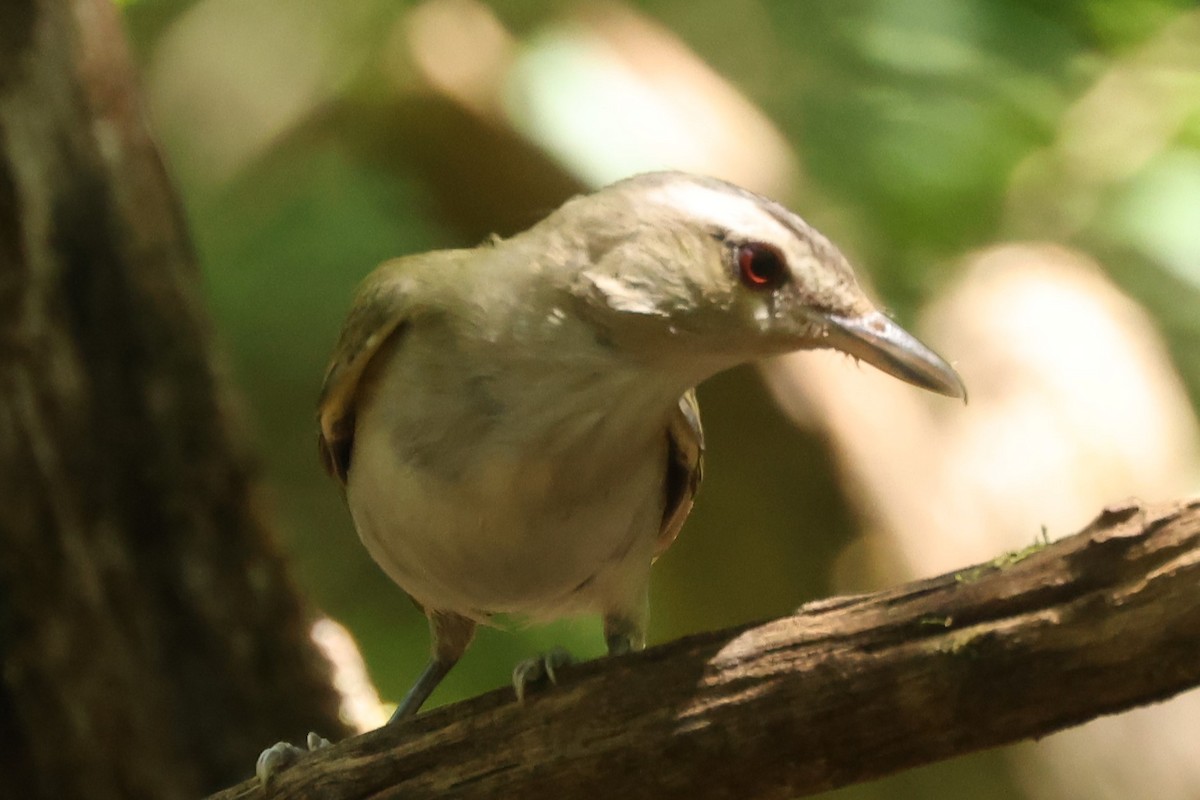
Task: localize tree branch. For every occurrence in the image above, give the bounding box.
[211,497,1200,800]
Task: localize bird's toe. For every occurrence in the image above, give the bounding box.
[511,647,574,703]
[255,732,332,786]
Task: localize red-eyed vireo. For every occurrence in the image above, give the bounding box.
[258,171,964,780]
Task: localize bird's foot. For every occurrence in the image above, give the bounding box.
[512,646,574,703]
[256,731,332,786]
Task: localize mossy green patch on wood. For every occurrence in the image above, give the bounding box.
[954,527,1052,584]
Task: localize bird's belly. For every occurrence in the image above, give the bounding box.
[346,438,665,621]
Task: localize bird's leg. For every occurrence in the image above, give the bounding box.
[603,611,646,656]
[604,581,650,656]
[389,610,476,722]
[388,657,453,722]
[395,610,475,719]
[256,611,475,786]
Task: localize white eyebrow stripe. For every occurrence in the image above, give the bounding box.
[643,181,795,242]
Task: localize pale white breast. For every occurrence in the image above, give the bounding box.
[345,314,682,623]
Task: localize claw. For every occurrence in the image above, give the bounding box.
[256,742,302,786]
[512,647,574,704]
[255,732,331,786]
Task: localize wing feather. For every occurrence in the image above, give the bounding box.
[317,260,420,485]
[655,389,704,557]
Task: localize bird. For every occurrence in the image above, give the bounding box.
[257,171,964,780]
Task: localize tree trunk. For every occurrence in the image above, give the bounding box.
[0,1,347,798]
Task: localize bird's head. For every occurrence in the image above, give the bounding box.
[550,172,965,399]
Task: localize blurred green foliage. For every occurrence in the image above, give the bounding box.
[120,1,1200,797]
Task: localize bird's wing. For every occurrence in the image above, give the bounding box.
[655,389,705,557]
[317,259,420,485]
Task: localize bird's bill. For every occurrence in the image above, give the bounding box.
[820,310,967,400]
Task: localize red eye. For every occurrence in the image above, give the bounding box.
[737,243,789,289]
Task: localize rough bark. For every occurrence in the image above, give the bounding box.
[207,498,1200,800]
[0,1,347,798]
